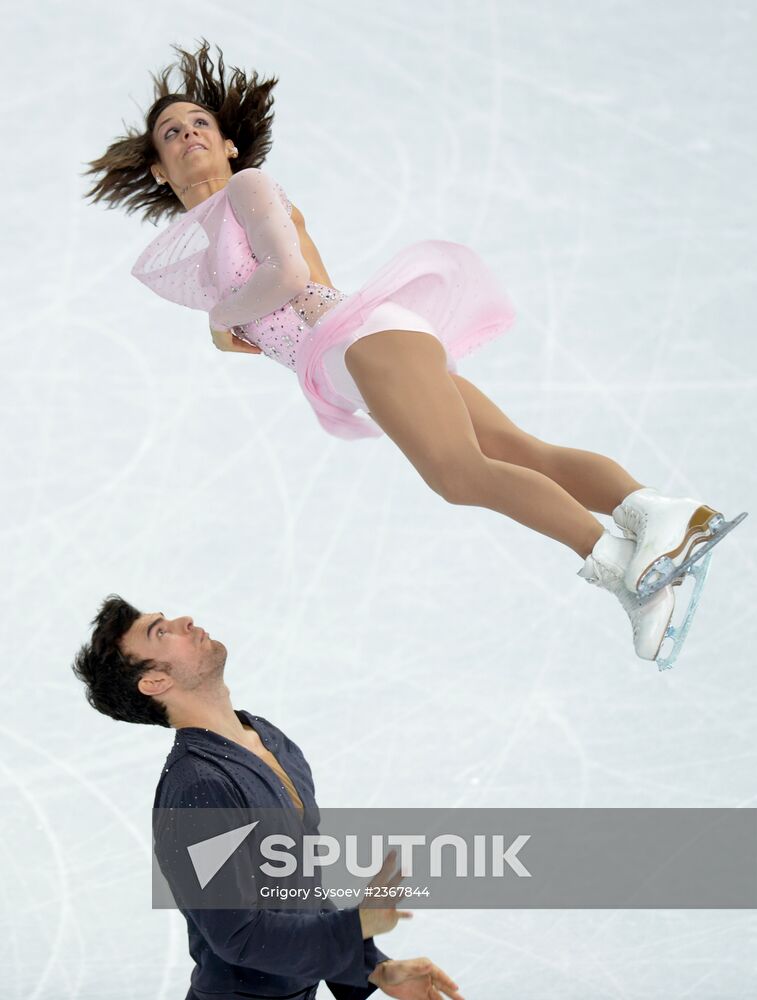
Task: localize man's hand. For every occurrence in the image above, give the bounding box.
[210,324,262,354]
[368,957,465,1000]
[358,850,413,939]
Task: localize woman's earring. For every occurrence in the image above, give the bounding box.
[229,146,239,158]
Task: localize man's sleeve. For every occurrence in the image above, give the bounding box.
[208,168,310,329]
[325,938,391,999]
[154,773,375,987]
[189,902,374,985]
[318,889,390,998]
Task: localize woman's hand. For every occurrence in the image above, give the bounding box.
[209,324,262,354]
[369,957,465,1000]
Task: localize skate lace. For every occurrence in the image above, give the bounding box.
[614,584,642,638]
[586,560,641,638]
[621,506,646,535]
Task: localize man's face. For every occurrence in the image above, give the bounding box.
[121,611,226,699]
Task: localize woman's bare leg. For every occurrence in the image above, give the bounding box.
[449,373,645,514]
[344,330,605,558]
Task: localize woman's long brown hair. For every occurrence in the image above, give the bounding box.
[84,39,279,225]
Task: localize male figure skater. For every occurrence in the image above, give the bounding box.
[72,596,463,1000]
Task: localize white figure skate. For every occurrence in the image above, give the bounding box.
[578,530,676,665]
[612,487,748,598]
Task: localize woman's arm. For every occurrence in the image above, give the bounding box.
[209,170,310,330]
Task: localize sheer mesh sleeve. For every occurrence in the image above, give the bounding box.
[209,169,310,330]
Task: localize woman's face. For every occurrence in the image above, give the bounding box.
[150,101,233,197]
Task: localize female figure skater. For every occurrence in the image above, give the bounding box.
[85,41,744,671]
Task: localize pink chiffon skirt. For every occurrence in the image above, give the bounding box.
[295,239,516,440]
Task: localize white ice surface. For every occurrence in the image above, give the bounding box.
[3,0,757,997]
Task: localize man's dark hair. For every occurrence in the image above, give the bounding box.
[72,595,171,727]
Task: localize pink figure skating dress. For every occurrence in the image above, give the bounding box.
[131,167,516,440]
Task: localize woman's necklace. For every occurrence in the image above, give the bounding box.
[177,176,229,197]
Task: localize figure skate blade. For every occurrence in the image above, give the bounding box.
[638,511,748,599]
[654,553,712,671]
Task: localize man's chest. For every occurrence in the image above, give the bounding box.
[243,740,280,771]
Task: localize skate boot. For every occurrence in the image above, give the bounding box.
[578,530,675,663]
[612,487,748,598]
